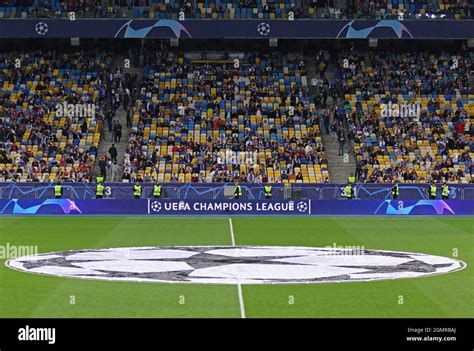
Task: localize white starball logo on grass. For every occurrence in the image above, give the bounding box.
[35,22,48,35]
[257,22,270,36]
[296,202,308,213]
[151,201,162,212]
[6,246,465,285]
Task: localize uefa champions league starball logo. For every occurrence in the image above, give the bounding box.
[151,201,162,212]
[35,22,48,36]
[257,22,271,36]
[296,202,308,213]
[336,20,413,39]
[114,19,191,39]
[7,246,466,284]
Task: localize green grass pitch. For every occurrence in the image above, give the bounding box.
[0,216,472,318]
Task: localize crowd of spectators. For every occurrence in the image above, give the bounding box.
[0,43,472,184]
[0,50,124,182]
[1,0,472,19]
[337,48,473,183]
[122,49,328,183]
[348,110,472,183]
[340,50,471,97]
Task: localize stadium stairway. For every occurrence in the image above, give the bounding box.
[305,54,356,183]
[93,56,136,181]
[319,120,356,183]
[93,108,131,181]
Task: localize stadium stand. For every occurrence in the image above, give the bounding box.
[0,42,471,185]
[0,50,119,182]
[123,50,329,184]
[0,0,472,19]
[338,49,473,183]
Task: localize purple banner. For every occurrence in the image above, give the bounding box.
[0,19,472,39]
[0,199,472,216]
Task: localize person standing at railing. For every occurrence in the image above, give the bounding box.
[54,181,63,199]
[133,182,142,199]
[234,183,243,199]
[153,182,162,199]
[391,182,399,200]
[429,182,437,199]
[96,177,105,199]
[442,182,450,200]
[343,184,354,200]
[264,184,272,199]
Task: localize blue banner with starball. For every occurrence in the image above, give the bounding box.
[0,199,473,216]
[0,19,472,39]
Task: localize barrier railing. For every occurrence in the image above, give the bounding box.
[0,183,473,200]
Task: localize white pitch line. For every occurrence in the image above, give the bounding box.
[228,217,236,246]
[237,283,246,319]
[228,217,245,319]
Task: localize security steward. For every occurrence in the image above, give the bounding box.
[264,183,272,199]
[344,183,354,200]
[234,183,243,199]
[348,173,356,185]
[54,181,63,199]
[153,182,162,199]
[391,182,400,200]
[133,182,142,199]
[441,182,450,200]
[429,182,437,199]
[96,176,105,199]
